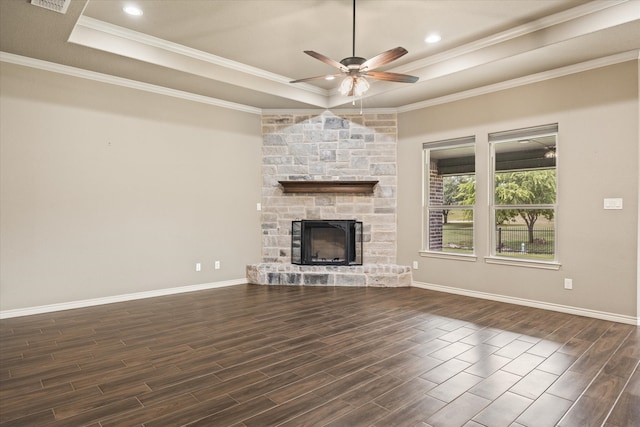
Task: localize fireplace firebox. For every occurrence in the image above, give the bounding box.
[291,220,363,266]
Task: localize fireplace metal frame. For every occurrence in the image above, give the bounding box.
[291,220,363,266]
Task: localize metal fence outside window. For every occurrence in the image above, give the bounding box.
[440,225,554,255]
[496,226,554,254]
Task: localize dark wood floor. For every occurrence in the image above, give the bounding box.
[1,285,638,427]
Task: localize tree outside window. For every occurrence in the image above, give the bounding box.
[489,125,558,260]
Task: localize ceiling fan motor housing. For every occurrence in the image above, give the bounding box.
[340,57,367,69]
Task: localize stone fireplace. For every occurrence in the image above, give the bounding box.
[246,111,411,287]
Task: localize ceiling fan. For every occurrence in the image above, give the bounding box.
[289,0,419,97]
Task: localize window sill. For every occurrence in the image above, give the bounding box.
[484,256,561,270]
[419,251,477,262]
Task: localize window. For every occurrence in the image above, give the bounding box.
[423,137,475,255]
[489,124,558,262]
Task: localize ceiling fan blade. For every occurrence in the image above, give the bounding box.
[365,71,419,83]
[290,73,343,84]
[304,51,349,72]
[360,47,408,71]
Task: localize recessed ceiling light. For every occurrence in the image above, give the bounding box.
[123,5,143,16]
[325,76,335,81]
[425,33,441,44]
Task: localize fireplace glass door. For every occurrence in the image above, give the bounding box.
[291,220,363,266]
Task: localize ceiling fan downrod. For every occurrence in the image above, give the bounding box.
[352,0,356,58]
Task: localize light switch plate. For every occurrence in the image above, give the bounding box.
[603,198,623,210]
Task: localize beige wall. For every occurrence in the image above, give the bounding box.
[3,59,638,319]
[398,61,639,318]
[0,63,262,311]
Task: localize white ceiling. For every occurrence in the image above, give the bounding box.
[1,0,639,112]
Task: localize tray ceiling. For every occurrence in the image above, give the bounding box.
[1,0,639,112]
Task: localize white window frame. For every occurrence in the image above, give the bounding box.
[421,136,477,261]
[486,124,560,270]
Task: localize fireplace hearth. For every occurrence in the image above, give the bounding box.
[292,220,363,266]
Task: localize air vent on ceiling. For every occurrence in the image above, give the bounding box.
[30,0,70,14]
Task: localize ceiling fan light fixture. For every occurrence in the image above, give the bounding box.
[354,77,370,96]
[338,76,370,96]
[339,76,355,95]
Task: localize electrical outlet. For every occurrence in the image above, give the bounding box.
[256,203,262,211]
[195,263,201,272]
[564,278,573,290]
[412,261,419,269]
[215,260,221,270]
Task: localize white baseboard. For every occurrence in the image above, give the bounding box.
[0,279,246,319]
[3,279,636,326]
[412,281,639,326]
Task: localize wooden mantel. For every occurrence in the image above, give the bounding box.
[278,180,378,194]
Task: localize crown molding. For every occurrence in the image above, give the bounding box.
[3,49,637,116]
[397,50,640,113]
[395,0,632,75]
[261,107,399,115]
[0,52,262,115]
[74,16,328,98]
